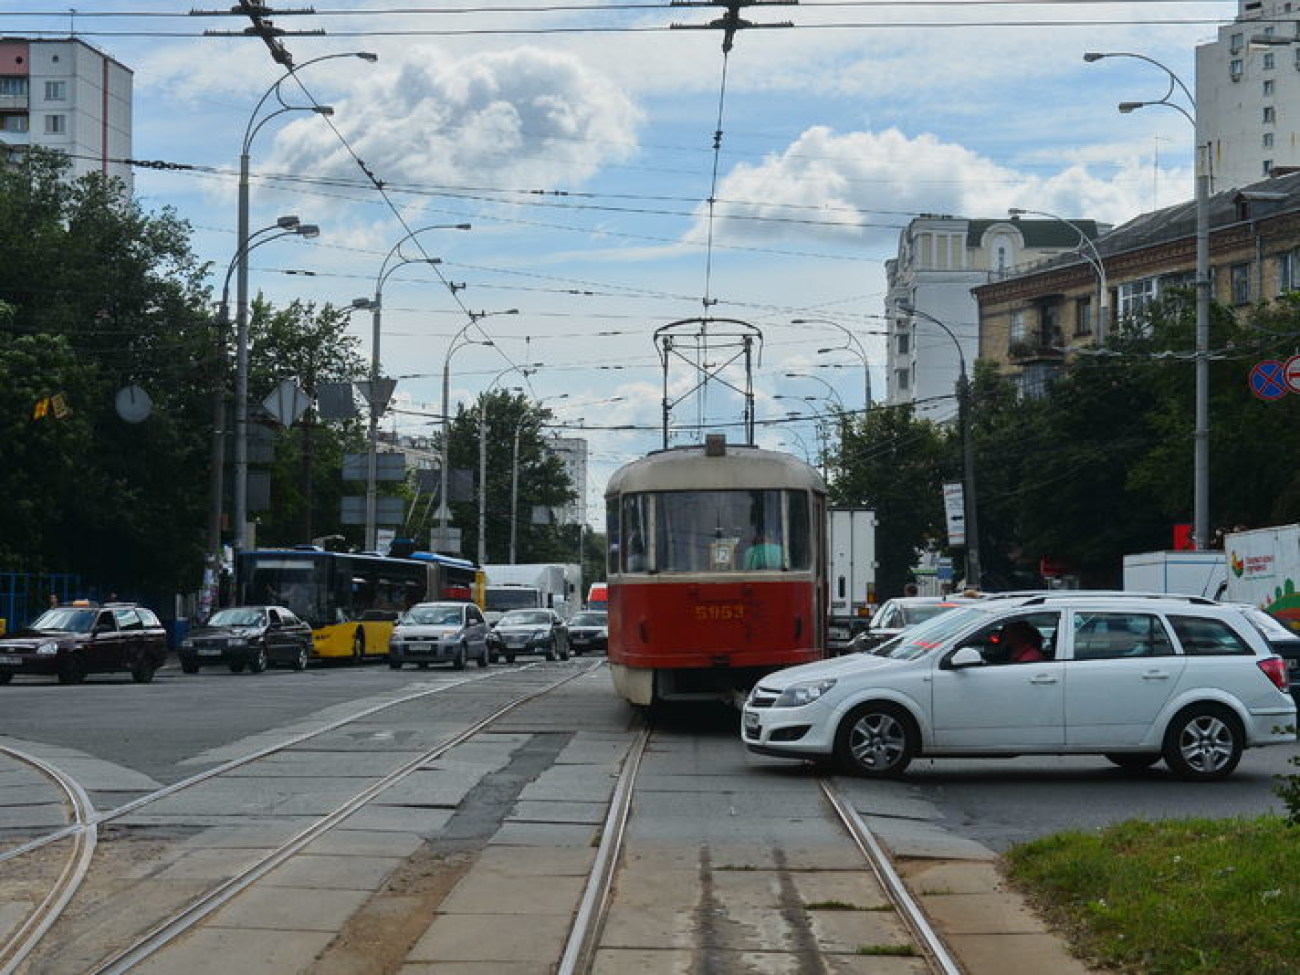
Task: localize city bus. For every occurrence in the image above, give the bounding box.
[235,548,484,662]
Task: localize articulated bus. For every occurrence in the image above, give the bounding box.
[236,548,484,662]
[605,437,828,706]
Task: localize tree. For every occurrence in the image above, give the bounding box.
[826,404,949,598]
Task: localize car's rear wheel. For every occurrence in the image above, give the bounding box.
[1162,705,1244,780]
[57,655,86,685]
[834,702,916,777]
[351,629,365,664]
[130,654,157,684]
[248,648,267,674]
[476,646,489,668]
[504,652,515,664]
[229,661,247,674]
[452,643,467,670]
[1105,753,1160,771]
[291,647,308,671]
[558,639,569,661]
[389,657,403,670]
[545,638,558,662]
[181,658,200,675]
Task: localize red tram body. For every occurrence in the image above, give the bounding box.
[604,437,828,706]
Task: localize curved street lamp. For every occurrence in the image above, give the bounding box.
[791,318,872,410]
[1007,207,1110,339]
[233,50,377,552]
[898,302,981,588]
[1084,50,1209,551]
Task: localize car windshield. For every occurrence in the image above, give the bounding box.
[499,610,551,626]
[901,603,962,625]
[31,608,97,633]
[208,608,267,628]
[570,612,607,626]
[404,606,463,626]
[880,605,991,660]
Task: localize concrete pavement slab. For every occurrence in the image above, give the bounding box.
[806,908,917,955]
[517,766,617,801]
[406,911,572,962]
[206,884,374,931]
[300,828,425,858]
[370,768,485,807]
[0,803,67,828]
[399,964,553,975]
[490,820,596,846]
[471,844,595,877]
[941,932,1096,975]
[437,870,585,914]
[507,799,607,824]
[867,816,999,860]
[915,890,1046,935]
[789,871,892,910]
[128,924,335,975]
[262,852,403,890]
[338,804,453,833]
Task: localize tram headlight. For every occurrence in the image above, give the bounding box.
[773,679,836,708]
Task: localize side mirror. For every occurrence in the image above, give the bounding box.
[950,646,985,668]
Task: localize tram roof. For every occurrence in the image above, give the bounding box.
[606,442,826,495]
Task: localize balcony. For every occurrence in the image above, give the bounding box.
[1008,338,1066,363]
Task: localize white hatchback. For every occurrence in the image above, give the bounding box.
[743,593,1296,780]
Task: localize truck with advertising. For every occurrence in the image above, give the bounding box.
[482,563,582,622]
[826,507,878,653]
[1122,550,1227,599]
[1224,525,1300,630]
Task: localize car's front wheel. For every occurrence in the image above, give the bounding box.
[248,648,267,674]
[229,661,247,674]
[476,645,489,668]
[452,643,467,670]
[1162,706,1244,780]
[180,657,200,675]
[57,655,86,685]
[545,638,558,662]
[291,647,309,671]
[834,702,916,777]
[130,653,157,684]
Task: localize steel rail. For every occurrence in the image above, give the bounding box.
[556,720,650,975]
[0,746,98,975]
[819,778,963,975]
[89,661,602,974]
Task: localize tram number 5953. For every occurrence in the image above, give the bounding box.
[694,603,745,622]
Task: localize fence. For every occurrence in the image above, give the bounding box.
[0,572,82,634]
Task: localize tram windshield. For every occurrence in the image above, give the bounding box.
[614,489,811,573]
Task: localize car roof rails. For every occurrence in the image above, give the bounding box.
[1013,590,1220,607]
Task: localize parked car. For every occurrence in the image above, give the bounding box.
[1236,604,1300,704]
[0,601,168,685]
[849,595,978,653]
[389,601,489,670]
[491,608,569,663]
[180,605,313,673]
[566,610,608,655]
[743,593,1296,780]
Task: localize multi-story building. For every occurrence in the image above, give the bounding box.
[1197,1,1300,191]
[884,215,1107,419]
[547,435,588,528]
[0,37,133,192]
[974,170,1300,392]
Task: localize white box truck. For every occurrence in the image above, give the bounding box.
[1224,525,1300,628]
[827,507,877,653]
[1122,550,1227,599]
[482,563,582,621]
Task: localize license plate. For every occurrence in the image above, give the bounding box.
[743,711,760,735]
[198,647,222,656]
[412,642,432,652]
[0,655,20,666]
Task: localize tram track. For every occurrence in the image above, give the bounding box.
[0,662,595,974]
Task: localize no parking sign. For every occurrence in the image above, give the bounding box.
[1250,359,1290,401]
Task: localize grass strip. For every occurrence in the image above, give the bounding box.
[1004,814,1300,975]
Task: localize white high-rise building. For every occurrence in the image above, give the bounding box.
[1197,1,1300,191]
[0,37,133,193]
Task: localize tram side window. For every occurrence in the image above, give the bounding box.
[621,494,652,572]
[786,492,811,571]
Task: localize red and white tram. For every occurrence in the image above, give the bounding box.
[605,435,828,706]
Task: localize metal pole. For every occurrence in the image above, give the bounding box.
[958,363,981,588]
[510,421,521,564]
[1194,148,1210,550]
[365,292,382,551]
[233,150,251,552]
[478,401,488,565]
[439,355,452,551]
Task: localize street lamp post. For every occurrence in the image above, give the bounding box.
[1007,207,1110,339]
[233,51,377,552]
[1085,50,1209,551]
[898,303,981,588]
[364,224,471,551]
[437,309,519,555]
[790,318,872,410]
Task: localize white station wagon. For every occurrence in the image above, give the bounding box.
[743,593,1296,780]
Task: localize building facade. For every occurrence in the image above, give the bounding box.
[0,37,133,192]
[1197,1,1300,191]
[884,215,1108,420]
[974,170,1300,392]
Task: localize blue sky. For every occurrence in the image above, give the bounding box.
[5,1,1234,521]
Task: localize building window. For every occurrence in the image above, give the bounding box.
[0,114,28,133]
[0,77,27,97]
[1265,105,1276,124]
[1265,79,1275,97]
[43,80,66,101]
[894,368,910,392]
[1264,52,1277,70]
[1231,263,1251,304]
[1009,308,1028,346]
[1265,132,1275,148]
[896,332,909,355]
[1074,296,1093,337]
[1039,303,1062,348]
[1265,159,1274,176]
[1117,278,1158,320]
[1231,31,1244,54]
[44,114,65,134]
[1231,58,1244,79]
[1278,250,1300,293]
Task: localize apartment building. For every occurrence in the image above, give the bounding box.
[973,170,1300,394]
[884,215,1107,420]
[1197,0,1300,191]
[0,37,133,192]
